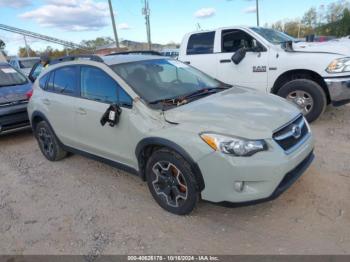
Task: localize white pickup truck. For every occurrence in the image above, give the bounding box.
[179,26,350,122]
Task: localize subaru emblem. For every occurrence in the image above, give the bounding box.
[291,125,302,139]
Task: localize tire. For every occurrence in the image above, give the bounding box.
[277,79,327,123]
[145,148,199,215]
[35,121,67,161]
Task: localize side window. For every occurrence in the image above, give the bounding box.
[39,73,50,90]
[47,71,54,91]
[222,29,255,53]
[187,32,215,55]
[53,66,78,95]
[80,66,132,107]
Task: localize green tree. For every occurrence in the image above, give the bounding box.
[326,0,348,22]
[81,37,114,49]
[18,47,37,57]
[302,7,318,29]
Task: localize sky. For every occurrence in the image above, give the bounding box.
[0,0,337,55]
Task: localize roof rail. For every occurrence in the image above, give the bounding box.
[50,55,104,65]
[106,50,162,56]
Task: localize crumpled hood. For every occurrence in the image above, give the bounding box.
[292,41,350,56]
[0,82,32,105]
[164,87,300,139]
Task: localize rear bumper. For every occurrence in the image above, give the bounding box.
[0,103,30,134]
[324,76,350,106]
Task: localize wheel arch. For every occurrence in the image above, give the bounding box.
[271,69,331,104]
[135,137,205,192]
[31,111,49,132]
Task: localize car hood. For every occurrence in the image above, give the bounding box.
[164,87,300,139]
[292,41,350,56]
[0,82,32,105]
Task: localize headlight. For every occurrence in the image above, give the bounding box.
[326,57,350,73]
[200,133,267,157]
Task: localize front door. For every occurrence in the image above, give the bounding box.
[73,65,135,167]
[216,29,269,92]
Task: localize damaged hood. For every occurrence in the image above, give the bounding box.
[164,87,300,139]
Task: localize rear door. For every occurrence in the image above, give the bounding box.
[180,31,218,79]
[215,29,269,92]
[73,65,135,166]
[43,66,79,146]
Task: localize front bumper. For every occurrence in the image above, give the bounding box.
[324,76,350,106]
[0,103,30,134]
[197,134,314,203]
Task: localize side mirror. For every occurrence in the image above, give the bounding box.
[100,104,122,127]
[231,48,246,65]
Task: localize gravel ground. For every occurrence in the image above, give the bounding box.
[0,105,349,255]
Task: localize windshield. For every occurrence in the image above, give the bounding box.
[251,27,296,44]
[0,65,28,87]
[19,59,39,69]
[111,59,224,103]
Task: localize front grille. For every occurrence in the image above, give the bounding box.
[273,115,309,154]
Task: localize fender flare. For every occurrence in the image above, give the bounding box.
[135,137,205,191]
[30,111,50,131]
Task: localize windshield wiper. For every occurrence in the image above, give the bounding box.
[149,86,230,107]
[181,86,230,101]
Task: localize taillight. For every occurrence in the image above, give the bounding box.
[26,89,33,100]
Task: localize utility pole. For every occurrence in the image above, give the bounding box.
[108,0,120,48]
[256,0,260,27]
[142,0,152,50]
[23,35,30,57]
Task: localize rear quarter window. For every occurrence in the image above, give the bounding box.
[187,32,215,55]
[39,73,50,90]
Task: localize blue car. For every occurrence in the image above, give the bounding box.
[0,62,32,134]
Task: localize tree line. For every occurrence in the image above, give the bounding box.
[267,0,350,38]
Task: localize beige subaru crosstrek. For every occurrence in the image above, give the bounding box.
[27,55,314,215]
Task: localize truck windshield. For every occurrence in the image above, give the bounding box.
[251,27,296,44]
[0,65,28,87]
[111,59,226,104]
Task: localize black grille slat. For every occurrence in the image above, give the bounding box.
[273,115,309,153]
[0,111,29,131]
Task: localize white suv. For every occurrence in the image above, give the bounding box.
[28,55,314,215]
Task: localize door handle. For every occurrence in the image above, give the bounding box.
[76,108,87,115]
[42,98,50,105]
[183,61,191,65]
[220,59,231,63]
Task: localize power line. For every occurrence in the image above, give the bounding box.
[0,24,90,51]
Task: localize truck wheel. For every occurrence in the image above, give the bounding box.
[35,121,67,161]
[277,79,327,123]
[145,148,199,215]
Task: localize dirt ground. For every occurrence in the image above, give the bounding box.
[0,105,349,255]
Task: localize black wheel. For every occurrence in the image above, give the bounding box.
[277,79,327,123]
[146,149,199,215]
[35,121,67,161]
